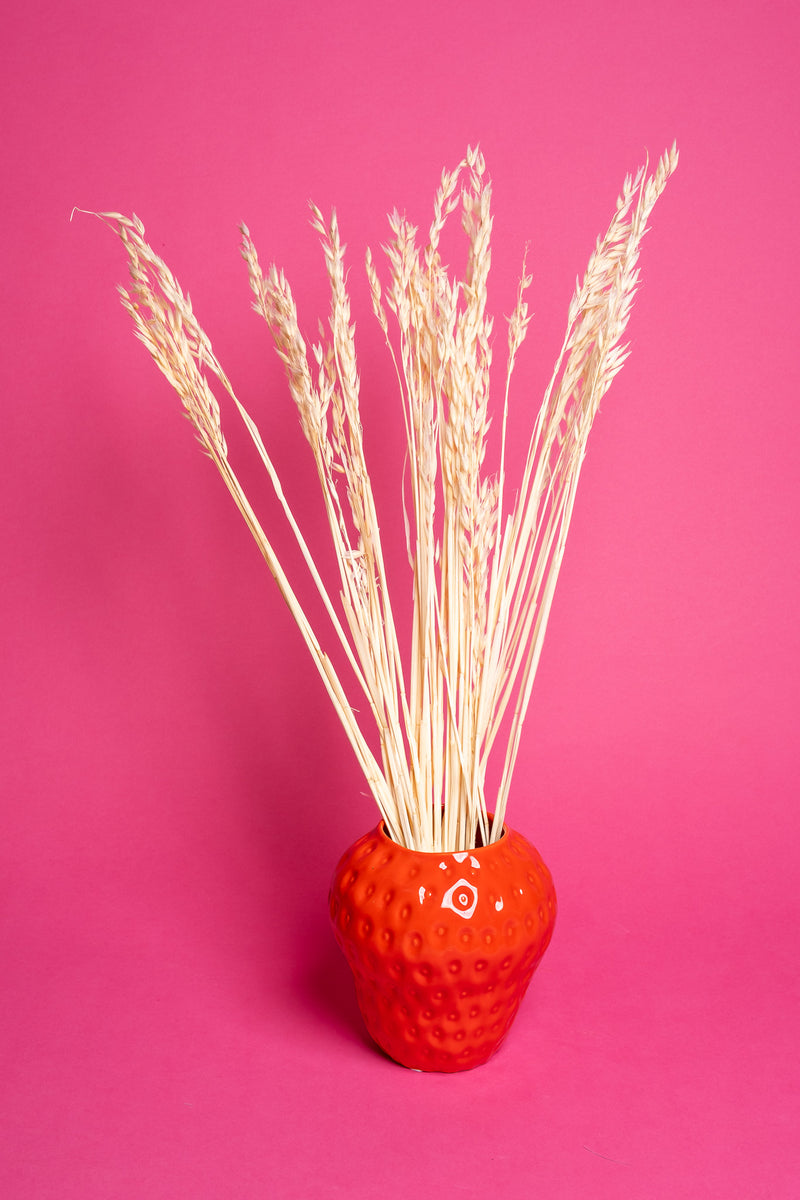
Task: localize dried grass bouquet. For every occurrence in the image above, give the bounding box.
[94,144,677,852]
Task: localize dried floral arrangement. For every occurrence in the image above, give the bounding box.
[95,145,677,853]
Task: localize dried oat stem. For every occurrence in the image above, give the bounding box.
[95,143,677,850]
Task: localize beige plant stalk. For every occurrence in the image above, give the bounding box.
[94,144,677,851]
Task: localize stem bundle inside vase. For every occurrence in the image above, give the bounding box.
[98,144,677,851]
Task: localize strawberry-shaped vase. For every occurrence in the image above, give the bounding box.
[329,820,556,1071]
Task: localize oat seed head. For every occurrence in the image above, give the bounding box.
[94,144,677,849]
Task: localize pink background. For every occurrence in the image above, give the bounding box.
[3,1,798,1196]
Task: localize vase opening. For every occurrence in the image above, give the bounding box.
[379,815,507,853]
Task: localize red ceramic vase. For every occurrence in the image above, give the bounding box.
[329,820,556,1072]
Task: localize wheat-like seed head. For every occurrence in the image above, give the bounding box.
[97,144,677,850]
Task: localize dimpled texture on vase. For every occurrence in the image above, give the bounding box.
[329,821,556,1071]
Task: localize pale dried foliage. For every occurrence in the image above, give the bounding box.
[96,144,677,850]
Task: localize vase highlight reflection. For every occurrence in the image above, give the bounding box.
[329,820,556,1072]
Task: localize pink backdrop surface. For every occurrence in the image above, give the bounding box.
[3,1,798,1196]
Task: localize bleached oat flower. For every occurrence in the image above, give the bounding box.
[93,144,677,851]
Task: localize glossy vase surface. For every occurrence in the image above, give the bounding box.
[329,820,556,1072]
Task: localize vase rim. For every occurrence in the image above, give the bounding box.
[377,816,508,856]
